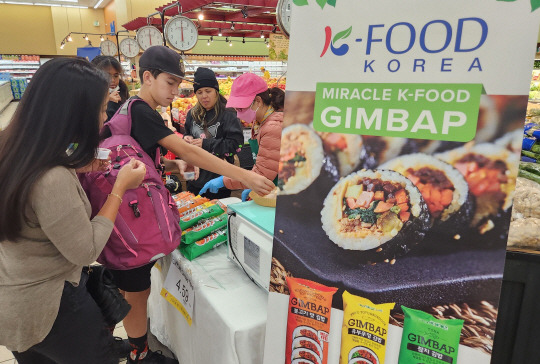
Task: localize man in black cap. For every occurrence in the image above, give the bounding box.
[106,44,186,364]
[99,45,274,363]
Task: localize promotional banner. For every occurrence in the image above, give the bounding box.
[264,1,540,363]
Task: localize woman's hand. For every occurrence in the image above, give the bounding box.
[183,135,194,143]
[241,171,274,196]
[115,159,146,191]
[191,138,203,148]
[75,158,110,173]
[109,90,121,103]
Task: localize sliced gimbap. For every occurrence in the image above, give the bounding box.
[278,124,325,195]
[380,154,474,235]
[437,143,518,235]
[315,130,365,177]
[321,170,431,257]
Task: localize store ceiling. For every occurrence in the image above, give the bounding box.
[0,0,111,9]
[123,0,281,38]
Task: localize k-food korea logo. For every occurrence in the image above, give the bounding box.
[320,26,352,57]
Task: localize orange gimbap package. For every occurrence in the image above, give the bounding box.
[285,277,338,364]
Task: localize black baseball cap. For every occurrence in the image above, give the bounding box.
[139,45,185,79]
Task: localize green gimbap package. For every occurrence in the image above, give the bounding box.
[179,227,228,261]
[179,203,224,230]
[398,306,463,364]
[181,214,227,245]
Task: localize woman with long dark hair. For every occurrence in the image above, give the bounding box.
[183,67,244,199]
[91,55,130,121]
[0,58,145,363]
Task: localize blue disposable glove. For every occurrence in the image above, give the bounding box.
[199,176,224,195]
[241,189,252,202]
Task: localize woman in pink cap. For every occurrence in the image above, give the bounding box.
[199,73,284,199]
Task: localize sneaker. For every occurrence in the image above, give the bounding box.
[128,348,179,364]
[113,336,132,359]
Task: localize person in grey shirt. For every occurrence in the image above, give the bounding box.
[0,58,145,364]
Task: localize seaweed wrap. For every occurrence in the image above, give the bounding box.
[362,136,412,167]
[380,153,474,235]
[321,170,431,257]
[436,143,518,236]
[278,124,325,195]
[315,130,366,177]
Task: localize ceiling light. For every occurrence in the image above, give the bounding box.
[60,41,65,49]
[266,43,270,48]
[100,35,104,41]
[218,28,222,36]
[4,1,32,4]
[198,13,204,20]
[229,42,233,47]
[94,0,104,8]
[230,22,235,30]
[207,39,210,45]
[84,34,89,40]
[62,5,89,8]
[67,34,73,42]
[54,0,78,2]
[35,2,61,6]
[260,31,264,38]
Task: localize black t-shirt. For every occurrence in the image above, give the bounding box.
[106,100,121,122]
[101,97,173,162]
[128,96,174,161]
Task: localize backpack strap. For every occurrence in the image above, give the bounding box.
[107,97,145,136]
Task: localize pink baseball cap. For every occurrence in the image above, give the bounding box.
[226,73,268,108]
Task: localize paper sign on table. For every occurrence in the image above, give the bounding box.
[161,256,195,325]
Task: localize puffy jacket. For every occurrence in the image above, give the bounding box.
[224,111,283,190]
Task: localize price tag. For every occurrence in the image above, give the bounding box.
[243,128,251,144]
[160,256,195,325]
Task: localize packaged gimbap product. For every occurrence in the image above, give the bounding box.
[278,124,325,194]
[315,130,366,177]
[321,169,431,258]
[286,278,338,364]
[398,306,463,364]
[340,291,394,364]
[179,203,224,230]
[179,227,227,261]
[181,214,227,245]
[176,195,209,214]
[437,143,518,234]
[380,154,473,235]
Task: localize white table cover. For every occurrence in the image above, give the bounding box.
[148,244,269,364]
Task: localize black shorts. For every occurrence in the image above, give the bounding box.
[108,262,155,292]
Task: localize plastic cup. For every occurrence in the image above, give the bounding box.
[96,148,111,160]
[184,171,195,180]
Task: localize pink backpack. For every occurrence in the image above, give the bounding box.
[80,98,182,270]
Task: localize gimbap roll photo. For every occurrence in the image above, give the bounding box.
[321,169,431,258]
[292,337,323,361]
[348,346,379,364]
[315,129,365,177]
[437,143,518,237]
[278,124,325,195]
[362,136,411,167]
[291,347,322,364]
[380,154,474,235]
[292,326,321,345]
